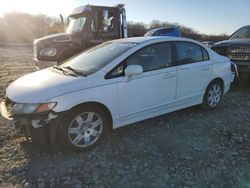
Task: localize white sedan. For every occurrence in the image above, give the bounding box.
[0,37,234,151]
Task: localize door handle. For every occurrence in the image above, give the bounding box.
[200,67,210,71]
[162,73,176,79]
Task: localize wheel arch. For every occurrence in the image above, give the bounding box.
[69,101,113,128]
[207,77,224,93]
[201,77,224,110]
[52,101,113,145]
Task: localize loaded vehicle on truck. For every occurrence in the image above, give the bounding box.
[34,4,128,69]
[211,25,250,78]
[144,27,181,37]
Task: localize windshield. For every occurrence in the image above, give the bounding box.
[229,26,250,39]
[61,42,138,75]
[66,16,86,33]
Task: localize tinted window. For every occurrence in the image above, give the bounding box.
[175,42,203,65]
[126,42,172,72]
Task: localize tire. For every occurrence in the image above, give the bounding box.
[60,105,110,151]
[202,81,223,110]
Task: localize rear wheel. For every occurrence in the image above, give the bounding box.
[202,81,223,110]
[61,105,110,151]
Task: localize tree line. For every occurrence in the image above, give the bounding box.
[0,12,228,44]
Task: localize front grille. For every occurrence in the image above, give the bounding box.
[212,47,228,56]
[229,54,250,61]
[228,47,250,61]
[33,42,38,58]
[228,47,250,53]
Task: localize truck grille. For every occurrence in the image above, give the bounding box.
[213,46,250,62]
[228,47,250,53]
[229,54,250,61]
[228,47,250,61]
[33,42,38,58]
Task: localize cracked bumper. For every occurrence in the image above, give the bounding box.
[0,99,65,144]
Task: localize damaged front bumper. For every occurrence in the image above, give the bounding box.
[0,98,65,145]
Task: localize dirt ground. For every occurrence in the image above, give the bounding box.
[0,46,250,188]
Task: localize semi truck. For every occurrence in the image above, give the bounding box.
[33,4,128,69]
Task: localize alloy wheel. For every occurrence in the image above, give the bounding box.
[68,112,103,148]
[207,84,222,107]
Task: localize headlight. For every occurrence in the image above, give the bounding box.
[39,48,57,57]
[10,102,56,115]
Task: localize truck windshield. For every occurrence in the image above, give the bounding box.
[61,42,138,75]
[229,26,250,39]
[66,16,86,33]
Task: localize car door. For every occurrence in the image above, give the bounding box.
[112,42,177,122]
[175,41,212,101]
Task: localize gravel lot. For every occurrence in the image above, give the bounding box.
[0,46,250,188]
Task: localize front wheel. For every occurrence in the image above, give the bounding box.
[60,105,110,151]
[202,81,223,110]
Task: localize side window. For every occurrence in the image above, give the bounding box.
[175,42,203,65]
[127,42,172,72]
[91,10,114,33]
[202,48,209,61]
[106,42,172,79]
[109,64,125,78]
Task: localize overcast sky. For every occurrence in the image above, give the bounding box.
[0,0,249,35]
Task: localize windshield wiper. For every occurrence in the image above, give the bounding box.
[63,66,87,77]
[53,66,77,77]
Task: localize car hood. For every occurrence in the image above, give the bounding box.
[212,38,250,47]
[34,33,71,43]
[34,32,82,49]
[6,68,97,103]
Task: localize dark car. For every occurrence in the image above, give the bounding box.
[211,25,250,77]
[144,27,181,37]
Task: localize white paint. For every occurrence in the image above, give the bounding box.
[5,37,234,129]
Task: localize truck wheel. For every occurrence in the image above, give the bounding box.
[202,81,223,110]
[60,105,110,151]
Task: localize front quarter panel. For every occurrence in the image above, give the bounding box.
[51,80,118,125]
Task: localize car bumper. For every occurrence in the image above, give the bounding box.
[34,58,57,70]
[231,61,239,79]
[232,61,250,75]
[0,99,65,144]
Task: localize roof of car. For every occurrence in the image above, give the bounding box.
[113,36,197,44]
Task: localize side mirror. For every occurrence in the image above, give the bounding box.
[124,65,143,77]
